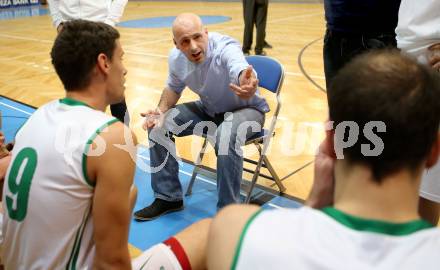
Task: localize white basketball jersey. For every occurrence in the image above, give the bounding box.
[2,98,117,270]
[234,207,440,270]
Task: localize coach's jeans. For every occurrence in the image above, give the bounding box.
[323,29,397,92]
[148,102,265,208]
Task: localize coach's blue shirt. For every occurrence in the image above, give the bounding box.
[166,32,269,117]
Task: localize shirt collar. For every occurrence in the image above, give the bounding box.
[321,207,433,236]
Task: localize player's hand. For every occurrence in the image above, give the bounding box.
[229,66,258,100]
[428,43,440,71]
[140,108,163,130]
[305,125,336,209]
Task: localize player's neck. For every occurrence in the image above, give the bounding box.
[333,161,422,223]
[65,88,107,112]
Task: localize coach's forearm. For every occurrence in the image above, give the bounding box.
[157,87,181,113]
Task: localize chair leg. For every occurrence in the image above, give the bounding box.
[263,155,286,193]
[185,138,209,196]
[245,156,265,203]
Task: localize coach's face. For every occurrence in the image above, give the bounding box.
[173,22,209,64]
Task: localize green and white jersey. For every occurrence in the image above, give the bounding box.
[2,98,118,270]
[233,206,439,270]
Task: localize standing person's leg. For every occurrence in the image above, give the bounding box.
[254,0,268,55]
[323,30,365,94]
[242,0,255,54]
[134,102,213,220]
[324,30,396,96]
[110,99,129,124]
[214,108,265,208]
[323,29,346,91]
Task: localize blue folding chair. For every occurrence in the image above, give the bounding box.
[185,55,286,203]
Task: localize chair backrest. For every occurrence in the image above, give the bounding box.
[245,55,284,94]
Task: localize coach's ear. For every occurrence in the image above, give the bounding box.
[96,53,110,75]
[426,133,440,168]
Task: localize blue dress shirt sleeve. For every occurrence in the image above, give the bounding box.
[219,36,252,85]
[166,52,186,94]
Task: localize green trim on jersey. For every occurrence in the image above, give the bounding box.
[82,118,119,187]
[59,98,92,108]
[321,207,433,236]
[231,209,264,270]
[66,207,91,270]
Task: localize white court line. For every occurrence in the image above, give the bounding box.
[0,33,52,43]
[124,37,171,49]
[0,101,32,116]
[267,203,285,209]
[0,51,49,62]
[123,51,324,79]
[123,12,323,48]
[125,50,168,59]
[1,11,324,65]
[0,11,323,44]
[217,11,324,32]
[269,11,323,24]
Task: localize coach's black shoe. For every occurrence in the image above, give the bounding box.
[133,199,184,221]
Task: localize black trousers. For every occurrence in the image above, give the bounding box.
[110,99,129,124]
[323,29,397,92]
[242,0,268,53]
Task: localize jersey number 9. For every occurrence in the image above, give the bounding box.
[6,147,37,222]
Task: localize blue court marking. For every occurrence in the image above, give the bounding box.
[0,96,303,252]
[130,150,218,250]
[0,6,48,21]
[0,97,33,142]
[131,147,302,250]
[118,15,231,28]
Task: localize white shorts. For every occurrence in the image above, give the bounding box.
[131,243,182,270]
[420,162,440,203]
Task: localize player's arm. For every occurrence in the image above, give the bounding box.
[207,204,260,270]
[88,122,138,270]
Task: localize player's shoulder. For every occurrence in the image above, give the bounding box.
[96,120,138,146]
